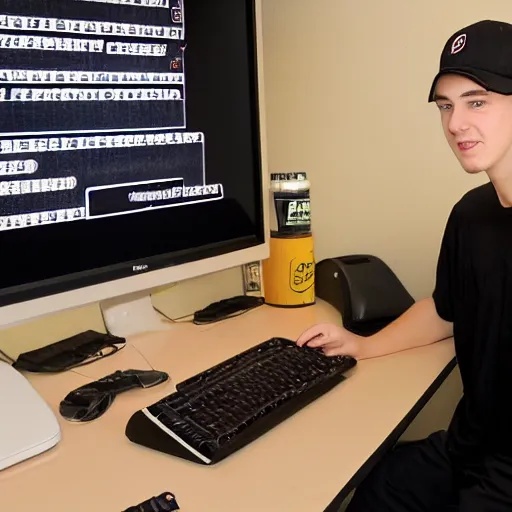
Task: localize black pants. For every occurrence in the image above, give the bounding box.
[346,430,512,512]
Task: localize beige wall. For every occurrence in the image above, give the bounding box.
[261,0,504,300]
[259,0,512,436]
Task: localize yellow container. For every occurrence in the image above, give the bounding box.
[262,234,315,307]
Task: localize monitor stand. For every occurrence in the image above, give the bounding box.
[100,291,174,338]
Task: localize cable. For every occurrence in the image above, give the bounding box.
[130,341,157,372]
[152,304,193,323]
[70,339,157,380]
[0,347,15,365]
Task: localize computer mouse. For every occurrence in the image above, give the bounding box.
[60,388,113,422]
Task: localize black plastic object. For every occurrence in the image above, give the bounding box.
[122,492,180,512]
[125,337,356,465]
[60,369,169,422]
[315,255,415,336]
[13,330,126,373]
[193,295,264,324]
[270,172,311,236]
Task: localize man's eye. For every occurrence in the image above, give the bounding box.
[470,101,485,108]
[437,103,451,111]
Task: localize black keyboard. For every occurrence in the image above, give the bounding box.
[125,337,357,465]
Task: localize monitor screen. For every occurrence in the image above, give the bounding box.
[0,0,265,307]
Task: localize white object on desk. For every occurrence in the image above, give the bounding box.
[0,361,61,471]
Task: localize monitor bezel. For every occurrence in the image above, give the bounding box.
[0,0,269,329]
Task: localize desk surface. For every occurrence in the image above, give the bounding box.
[0,300,455,512]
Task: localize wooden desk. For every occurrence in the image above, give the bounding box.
[0,300,455,512]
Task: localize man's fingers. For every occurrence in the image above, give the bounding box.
[323,346,346,357]
[307,335,334,348]
[296,325,325,346]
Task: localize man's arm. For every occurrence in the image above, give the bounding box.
[356,204,458,359]
[297,296,453,359]
[357,297,453,359]
[298,208,457,360]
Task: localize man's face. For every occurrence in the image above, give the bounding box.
[433,74,512,177]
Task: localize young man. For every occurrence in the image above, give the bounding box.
[297,20,512,511]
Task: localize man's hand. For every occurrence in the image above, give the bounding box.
[296,323,363,358]
[296,298,454,360]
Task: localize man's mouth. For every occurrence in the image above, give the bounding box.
[457,141,479,151]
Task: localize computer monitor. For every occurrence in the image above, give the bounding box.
[0,0,269,335]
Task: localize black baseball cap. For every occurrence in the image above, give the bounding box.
[428,20,512,102]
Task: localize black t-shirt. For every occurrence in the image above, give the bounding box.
[433,182,512,470]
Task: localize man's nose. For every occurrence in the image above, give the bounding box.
[448,106,470,135]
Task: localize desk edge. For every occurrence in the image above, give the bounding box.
[323,356,458,512]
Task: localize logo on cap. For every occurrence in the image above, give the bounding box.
[451,34,466,54]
